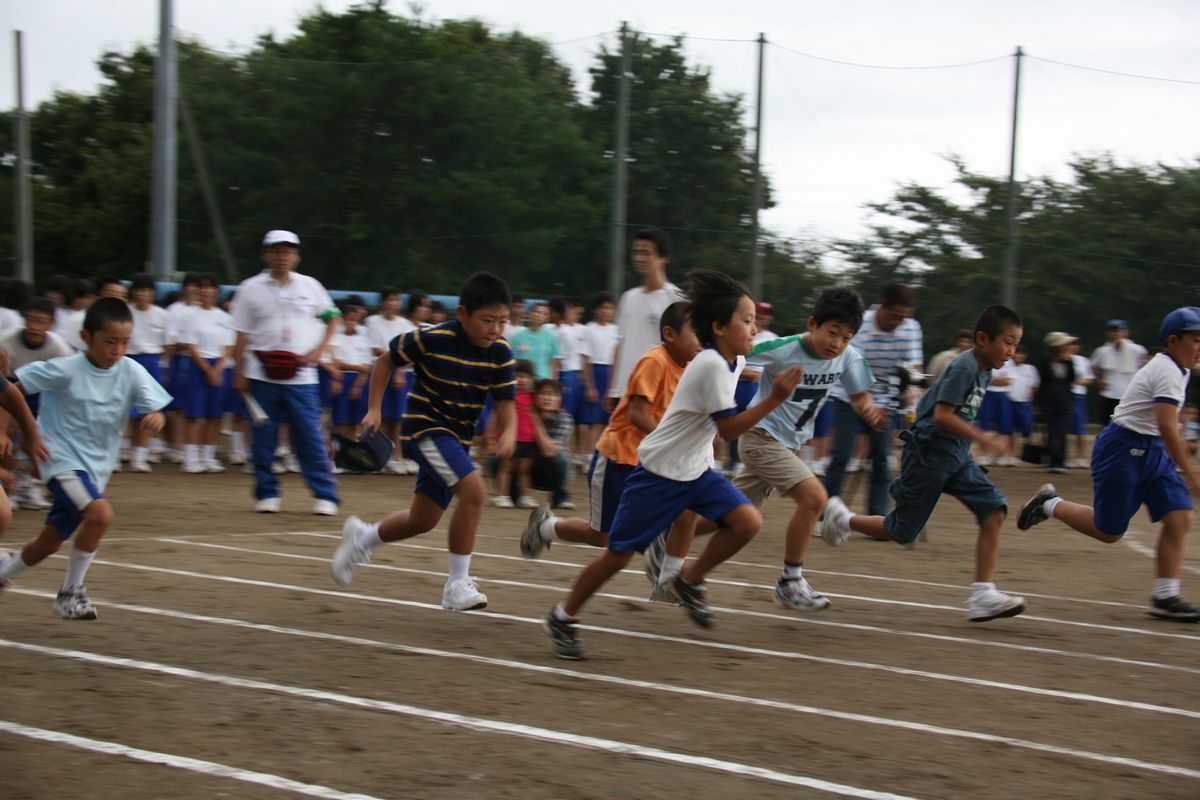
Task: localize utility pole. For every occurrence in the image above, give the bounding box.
[13,30,33,284]
[179,87,238,283]
[1002,46,1024,309]
[748,33,766,298]
[150,0,177,279]
[607,22,632,298]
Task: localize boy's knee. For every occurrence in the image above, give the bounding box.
[454,474,487,508]
[790,478,827,515]
[726,506,763,541]
[84,500,114,529]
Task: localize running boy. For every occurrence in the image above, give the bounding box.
[817,305,1026,622]
[0,298,172,619]
[543,270,802,659]
[331,272,516,611]
[1017,307,1200,622]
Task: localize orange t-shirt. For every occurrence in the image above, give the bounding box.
[596,344,685,466]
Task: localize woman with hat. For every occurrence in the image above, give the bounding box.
[1035,331,1078,473]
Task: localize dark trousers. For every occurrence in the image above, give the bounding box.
[1098,396,1120,426]
[823,399,894,515]
[1043,410,1070,469]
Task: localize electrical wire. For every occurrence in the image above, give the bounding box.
[1025,54,1200,86]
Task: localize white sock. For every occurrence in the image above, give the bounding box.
[230,431,245,453]
[64,547,97,590]
[132,446,149,464]
[782,562,803,581]
[1044,496,1063,517]
[448,552,471,583]
[1153,578,1180,600]
[184,443,200,465]
[0,553,31,580]
[659,554,685,585]
[970,581,995,596]
[540,513,559,542]
[552,601,575,622]
[354,522,383,551]
[150,438,163,452]
[120,438,131,451]
[202,444,217,463]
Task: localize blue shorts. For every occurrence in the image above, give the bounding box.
[1011,401,1034,438]
[224,369,248,417]
[186,357,230,420]
[977,391,1013,434]
[318,369,334,409]
[607,466,751,554]
[1070,395,1088,436]
[130,353,165,418]
[1090,423,1192,536]
[405,434,477,510]
[333,373,370,426]
[883,439,1007,545]
[587,451,636,534]
[381,371,411,421]
[579,364,612,426]
[165,355,191,413]
[45,471,103,539]
[813,402,834,438]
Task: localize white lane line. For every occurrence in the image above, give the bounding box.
[56,557,1200,720]
[159,538,1200,676]
[7,587,1197,782]
[1123,528,1200,576]
[0,718,384,800]
[0,638,919,800]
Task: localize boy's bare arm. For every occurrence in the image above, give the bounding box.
[714,366,803,442]
[1157,403,1200,494]
[849,390,887,430]
[360,352,394,432]
[494,399,517,458]
[932,402,1000,453]
[0,381,47,462]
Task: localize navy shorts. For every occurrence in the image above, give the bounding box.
[1070,395,1089,436]
[382,370,411,421]
[130,353,165,418]
[405,434,476,510]
[977,391,1013,435]
[165,355,191,413]
[224,368,248,417]
[333,373,370,425]
[1090,423,1192,536]
[186,357,230,420]
[813,402,834,438]
[558,370,581,418]
[578,365,612,426]
[883,441,1007,545]
[45,471,104,539]
[1011,401,1034,438]
[607,466,752,554]
[587,451,636,534]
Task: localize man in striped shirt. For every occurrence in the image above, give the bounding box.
[823,284,923,516]
[331,272,517,612]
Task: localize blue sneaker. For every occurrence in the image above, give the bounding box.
[1149,595,1200,623]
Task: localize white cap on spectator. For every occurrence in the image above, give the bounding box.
[262,229,301,247]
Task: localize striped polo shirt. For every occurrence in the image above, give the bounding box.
[830,306,924,410]
[388,320,517,444]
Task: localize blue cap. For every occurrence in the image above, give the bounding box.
[1159,307,1200,343]
[1105,319,1128,330]
[332,429,394,473]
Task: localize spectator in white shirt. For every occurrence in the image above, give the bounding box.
[1092,319,1148,424]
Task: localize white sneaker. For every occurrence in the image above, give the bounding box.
[812,458,828,477]
[148,449,165,464]
[0,551,14,589]
[204,460,225,473]
[442,577,488,611]
[967,588,1025,622]
[165,448,184,464]
[775,577,831,611]
[283,452,301,473]
[313,499,339,516]
[242,463,254,475]
[331,515,372,585]
[227,451,247,466]
[403,459,420,475]
[131,460,152,473]
[817,496,852,545]
[255,497,281,513]
[490,496,514,509]
[271,458,287,474]
[996,456,1017,467]
[521,505,554,559]
[516,496,539,509]
[552,500,576,510]
[181,462,207,474]
[16,478,51,510]
[53,586,98,620]
[1069,459,1090,469]
[383,460,406,475]
[119,449,131,463]
[976,455,995,466]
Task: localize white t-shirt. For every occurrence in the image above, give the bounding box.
[986,359,1015,393]
[1092,341,1148,400]
[179,306,235,361]
[230,270,338,385]
[580,322,620,366]
[54,308,85,351]
[1070,354,1095,397]
[1007,363,1040,404]
[365,314,415,354]
[165,301,198,346]
[609,282,684,399]
[0,328,74,371]
[333,327,375,367]
[555,323,588,372]
[1111,352,1188,436]
[129,304,170,355]
[0,308,23,332]
[637,348,743,482]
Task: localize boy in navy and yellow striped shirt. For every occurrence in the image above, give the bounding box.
[331,272,517,611]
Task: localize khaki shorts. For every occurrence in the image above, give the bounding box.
[733,426,816,508]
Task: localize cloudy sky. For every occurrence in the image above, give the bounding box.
[3,0,1198,244]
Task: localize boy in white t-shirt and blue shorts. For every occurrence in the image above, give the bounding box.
[1018,307,1200,622]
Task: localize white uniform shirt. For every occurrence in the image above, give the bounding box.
[986,359,1015,393]
[1007,363,1040,404]
[365,314,415,353]
[333,327,375,367]
[609,282,684,399]
[555,323,587,372]
[1111,353,1188,436]
[0,308,22,332]
[54,308,85,351]
[580,322,619,366]
[0,328,74,371]
[165,301,197,346]
[129,304,170,355]
[231,270,337,386]
[1092,341,1148,400]
[179,306,235,361]
[637,348,743,482]
[1070,354,1095,397]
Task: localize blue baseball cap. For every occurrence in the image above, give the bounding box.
[1159,307,1200,343]
[1105,319,1128,330]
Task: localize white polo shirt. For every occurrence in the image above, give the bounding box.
[231,270,337,385]
[1092,340,1148,400]
[1111,352,1188,436]
[365,314,415,354]
[609,282,684,399]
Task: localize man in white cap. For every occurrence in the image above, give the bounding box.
[231,230,342,514]
[1091,319,1147,425]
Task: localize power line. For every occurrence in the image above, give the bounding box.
[768,41,1009,71]
[634,30,759,44]
[1026,54,1200,86]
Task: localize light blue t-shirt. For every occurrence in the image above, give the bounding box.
[509,327,561,380]
[17,354,172,490]
[748,335,872,449]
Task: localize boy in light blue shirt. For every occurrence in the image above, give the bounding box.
[510,302,560,380]
[0,298,172,620]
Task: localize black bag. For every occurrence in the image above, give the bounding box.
[1020,440,1047,466]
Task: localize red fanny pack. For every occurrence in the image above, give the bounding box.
[255,350,304,380]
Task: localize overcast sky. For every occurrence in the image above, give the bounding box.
[3,0,1199,245]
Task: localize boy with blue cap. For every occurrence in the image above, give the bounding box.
[1018,307,1200,622]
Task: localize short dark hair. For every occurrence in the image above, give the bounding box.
[515,359,535,377]
[684,269,751,348]
[405,289,429,315]
[953,328,973,343]
[548,296,566,316]
[73,277,95,298]
[592,291,615,308]
[879,283,917,309]
[458,272,510,314]
[659,300,690,341]
[973,305,1022,340]
[430,300,446,314]
[534,378,561,395]
[83,296,133,335]
[181,272,201,288]
[195,273,218,288]
[379,286,399,301]
[130,273,157,292]
[97,275,124,293]
[567,296,584,309]
[812,287,865,331]
[634,228,673,260]
[20,296,55,319]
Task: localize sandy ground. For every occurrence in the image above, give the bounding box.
[0,461,1197,799]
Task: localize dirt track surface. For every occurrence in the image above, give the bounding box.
[1,464,1197,799]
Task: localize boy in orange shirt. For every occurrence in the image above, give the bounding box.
[522,302,698,556]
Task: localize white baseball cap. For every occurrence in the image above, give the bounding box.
[262,229,300,247]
